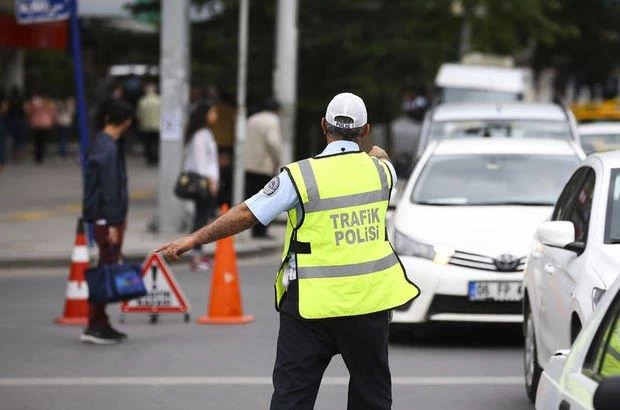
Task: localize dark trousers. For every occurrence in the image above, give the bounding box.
[270,286,392,410]
[89,224,125,327]
[142,131,159,165]
[6,117,27,157]
[245,171,272,237]
[32,128,52,164]
[56,125,70,157]
[192,197,214,252]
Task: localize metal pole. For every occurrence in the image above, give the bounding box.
[273,0,298,165]
[232,0,250,207]
[158,0,190,232]
[69,0,89,175]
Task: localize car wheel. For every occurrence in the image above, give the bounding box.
[524,306,543,403]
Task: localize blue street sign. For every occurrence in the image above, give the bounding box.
[15,0,70,24]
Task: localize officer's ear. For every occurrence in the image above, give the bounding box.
[321,117,329,135]
[360,123,370,139]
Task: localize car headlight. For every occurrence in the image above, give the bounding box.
[393,230,454,264]
[592,287,606,309]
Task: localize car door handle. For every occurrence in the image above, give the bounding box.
[544,263,555,274]
[559,399,570,410]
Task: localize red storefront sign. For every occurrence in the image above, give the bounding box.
[0,13,68,50]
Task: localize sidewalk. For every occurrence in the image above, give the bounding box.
[0,154,283,268]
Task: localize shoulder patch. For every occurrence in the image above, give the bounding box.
[263,176,280,196]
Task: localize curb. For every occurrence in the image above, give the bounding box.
[0,242,282,269]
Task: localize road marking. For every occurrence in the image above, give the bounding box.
[0,376,522,387]
[2,210,53,222]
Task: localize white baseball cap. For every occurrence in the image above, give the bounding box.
[325,92,367,129]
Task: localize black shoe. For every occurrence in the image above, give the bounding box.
[80,326,123,345]
[106,325,128,340]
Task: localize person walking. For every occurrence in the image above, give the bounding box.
[244,97,281,238]
[26,92,56,164]
[183,100,219,271]
[136,83,161,166]
[55,96,75,160]
[157,93,420,409]
[81,100,133,344]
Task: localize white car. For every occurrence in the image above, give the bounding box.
[523,151,620,400]
[416,102,580,158]
[390,137,584,333]
[535,276,620,410]
[578,122,620,155]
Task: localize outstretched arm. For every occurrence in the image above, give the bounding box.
[155,202,258,261]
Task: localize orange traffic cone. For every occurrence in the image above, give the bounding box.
[55,218,90,326]
[197,204,254,325]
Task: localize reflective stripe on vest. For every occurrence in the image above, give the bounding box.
[276,152,420,319]
[298,253,399,279]
[299,157,390,213]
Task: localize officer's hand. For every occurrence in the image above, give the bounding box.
[155,236,195,262]
[369,145,389,160]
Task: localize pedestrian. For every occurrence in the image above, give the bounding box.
[136,83,161,166]
[183,100,219,271]
[6,86,28,162]
[26,92,56,164]
[81,99,133,344]
[55,95,75,160]
[210,89,236,207]
[95,84,125,132]
[157,93,420,409]
[244,97,281,238]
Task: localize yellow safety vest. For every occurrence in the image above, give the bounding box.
[275,151,420,319]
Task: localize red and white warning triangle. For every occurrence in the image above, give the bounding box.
[121,253,190,314]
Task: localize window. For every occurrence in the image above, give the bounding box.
[584,294,620,380]
[581,133,620,155]
[429,119,572,141]
[569,169,596,244]
[440,88,520,103]
[411,154,579,206]
[604,169,620,244]
[552,167,589,221]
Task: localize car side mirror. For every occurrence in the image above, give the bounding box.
[564,241,586,254]
[593,376,620,410]
[537,221,575,249]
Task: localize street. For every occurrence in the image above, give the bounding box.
[0,252,532,410]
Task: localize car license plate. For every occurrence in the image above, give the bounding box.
[468,281,523,302]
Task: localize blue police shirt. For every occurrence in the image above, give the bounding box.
[245,140,397,287]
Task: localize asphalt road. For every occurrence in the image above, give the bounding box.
[0,253,533,410]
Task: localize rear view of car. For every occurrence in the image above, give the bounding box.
[416,102,579,158]
[578,122,620,155]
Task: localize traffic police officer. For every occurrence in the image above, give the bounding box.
[157,92,420,409]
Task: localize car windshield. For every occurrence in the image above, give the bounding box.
[430,120,571,141]
[411,154,579,206]
[606,169,620,243]
[581,133,620,155]
[441,88,520,103]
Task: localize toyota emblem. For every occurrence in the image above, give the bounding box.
[495,254,519,271]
